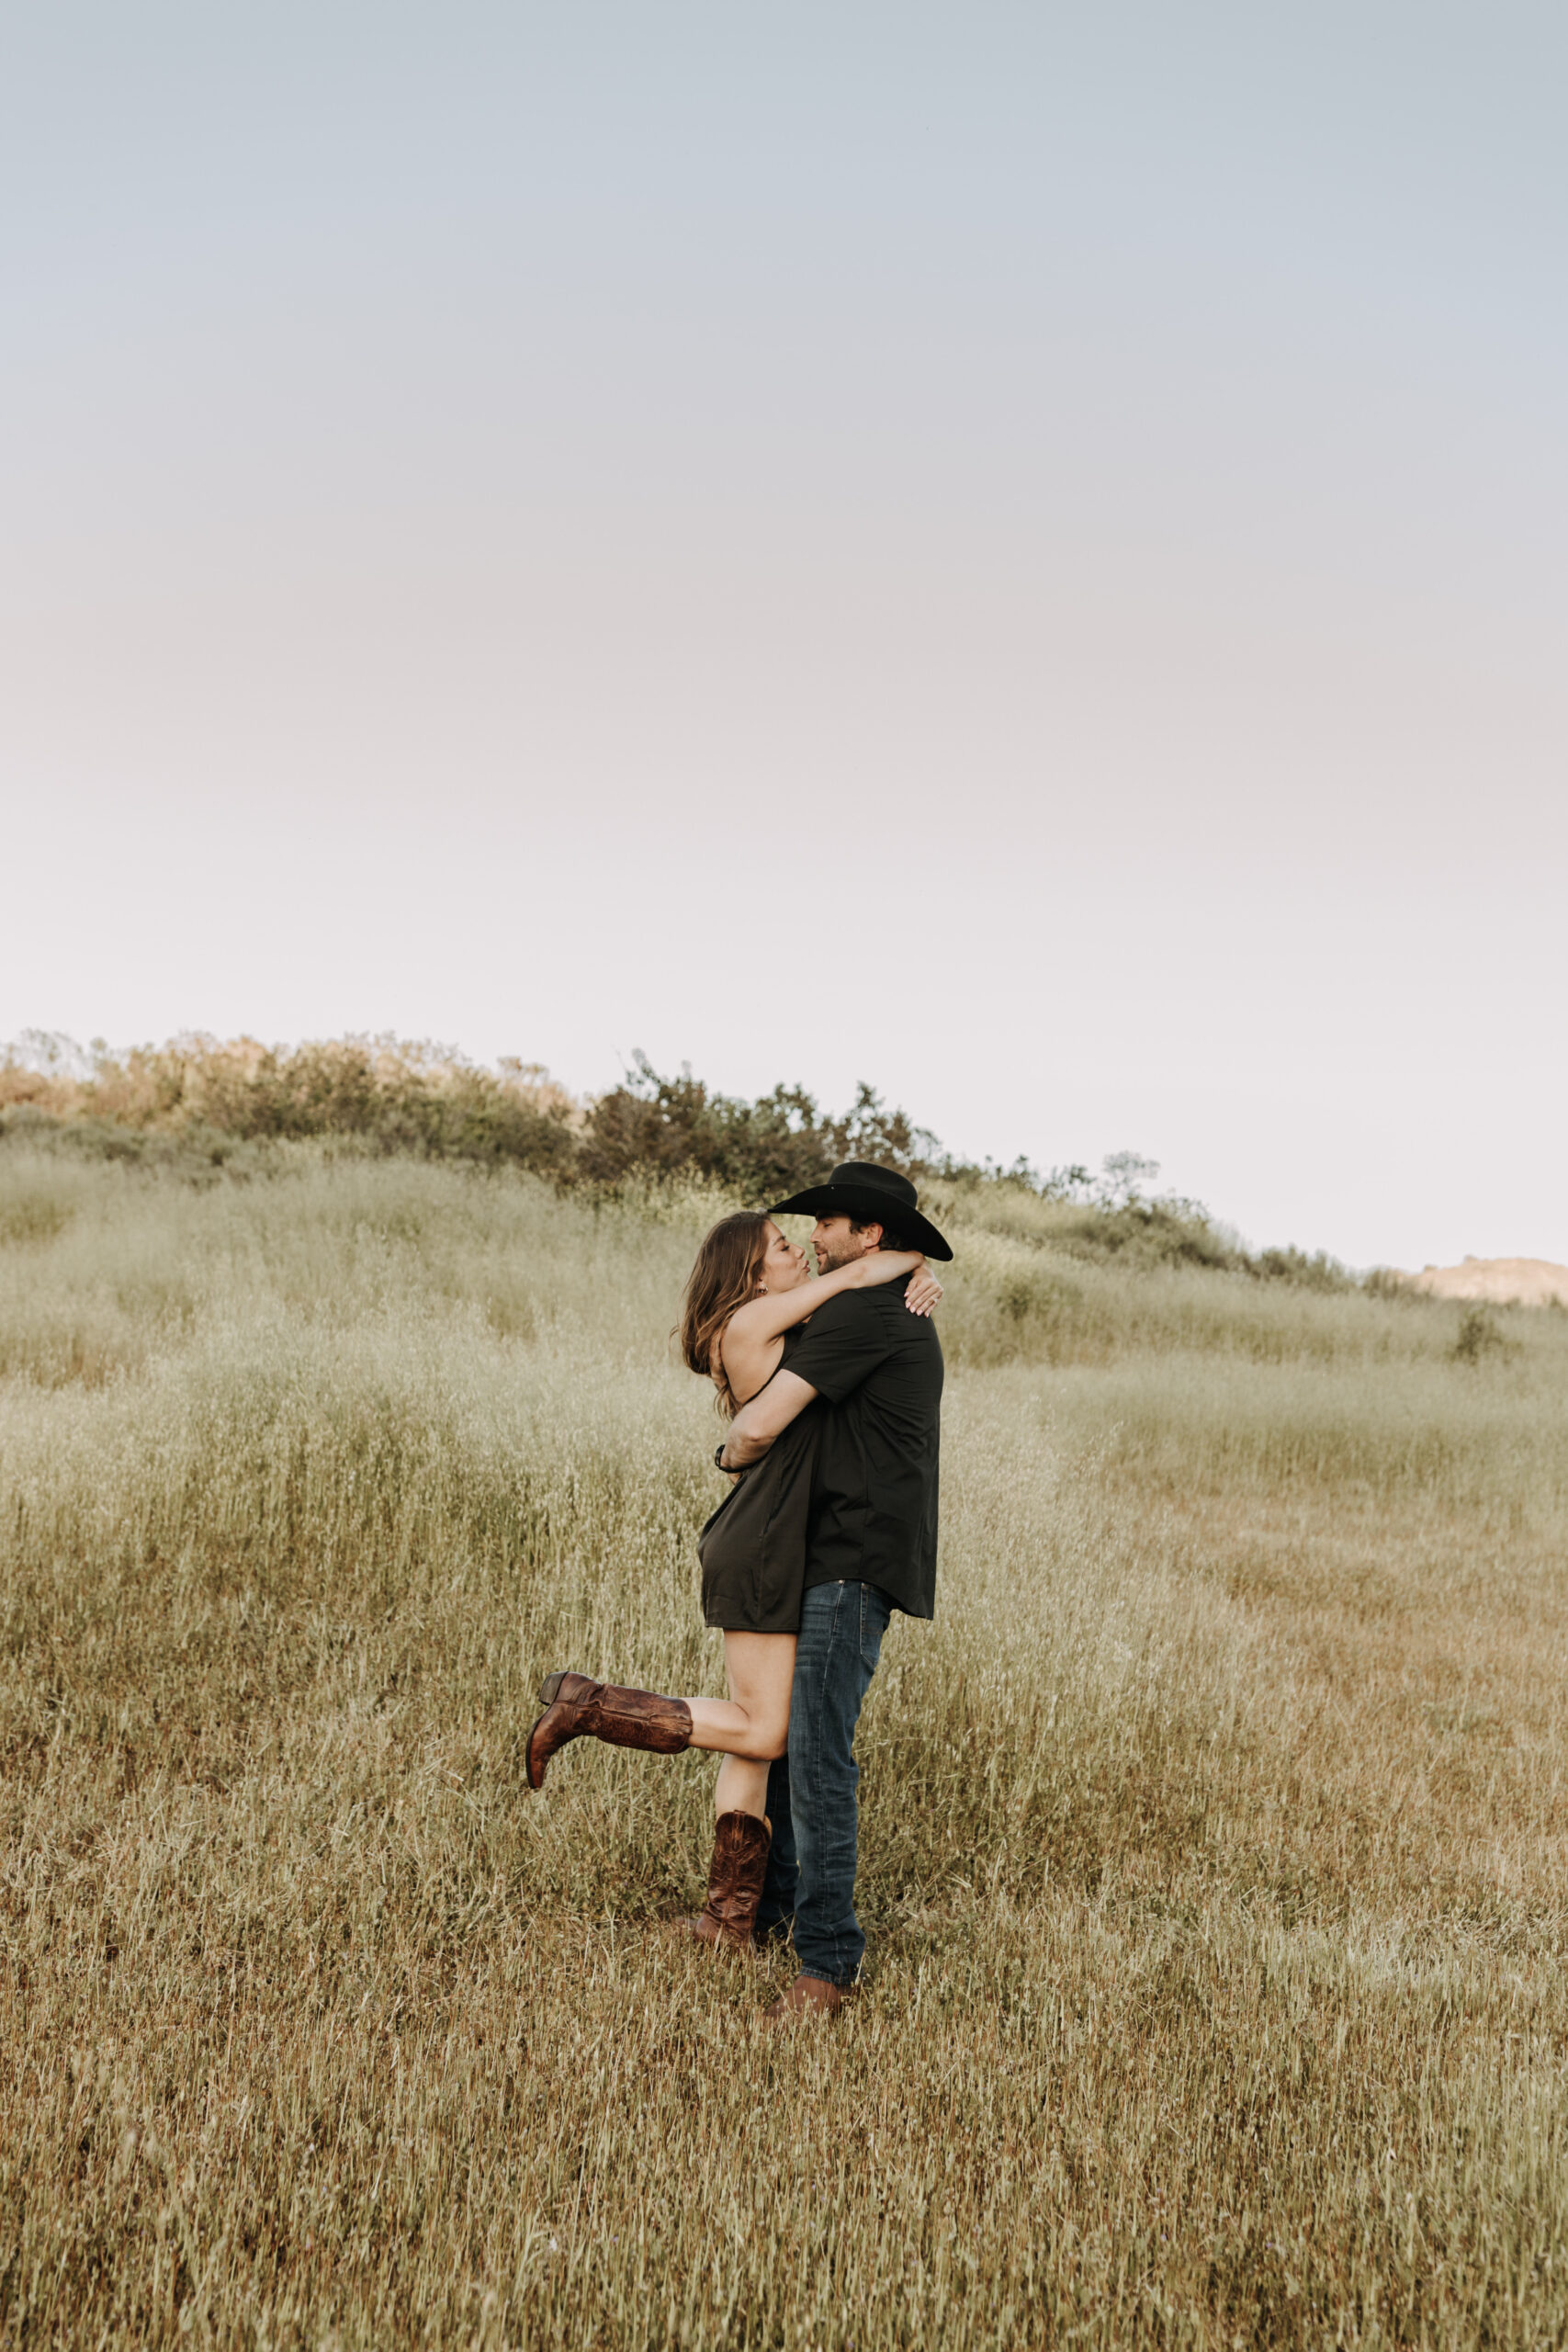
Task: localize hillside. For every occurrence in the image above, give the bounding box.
[1410,1255,1568,1307]
[0,1028,1366,1289]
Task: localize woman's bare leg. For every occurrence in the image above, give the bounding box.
[685,1633,795,1821]
[524,1636,794,1806]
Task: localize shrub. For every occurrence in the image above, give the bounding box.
[1452,1303,1510,1365]
[1252,1245,1356,1293]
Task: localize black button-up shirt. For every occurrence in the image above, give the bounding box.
[781,1279,943,1619]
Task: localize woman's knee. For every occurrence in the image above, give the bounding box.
[736,1716,789,1762]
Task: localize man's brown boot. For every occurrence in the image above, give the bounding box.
[674,1812,773,1951]
[525,1671,693,1792]
[764,1972,847,2023]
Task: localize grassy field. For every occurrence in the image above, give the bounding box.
[2,1143,1566,2348]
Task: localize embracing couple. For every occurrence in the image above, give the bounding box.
[525,1160,950,2021]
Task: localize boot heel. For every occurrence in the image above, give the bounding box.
[537,1671,567,1706]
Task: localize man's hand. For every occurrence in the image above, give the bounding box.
[720,1369,818,1468]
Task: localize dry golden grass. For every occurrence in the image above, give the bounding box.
[2,1148,1566,2347]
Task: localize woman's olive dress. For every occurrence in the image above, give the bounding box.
[696,1334,822,1636]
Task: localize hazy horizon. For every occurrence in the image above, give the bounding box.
[4,5,1564,1270]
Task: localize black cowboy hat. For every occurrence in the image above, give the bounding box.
[769,1160,953,1262]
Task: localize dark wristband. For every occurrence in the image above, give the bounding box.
[715,1441,733,1473]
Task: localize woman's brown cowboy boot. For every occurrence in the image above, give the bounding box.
[676,1811,773,1951]
[525,1671,693,1792]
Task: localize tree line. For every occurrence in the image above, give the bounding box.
[0,1030,1357,1286]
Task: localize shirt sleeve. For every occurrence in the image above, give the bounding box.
[784,1290,896,1403]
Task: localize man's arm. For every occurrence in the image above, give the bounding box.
[720,1370,819,1469]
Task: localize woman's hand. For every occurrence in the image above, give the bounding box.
[904,1267,943,1317]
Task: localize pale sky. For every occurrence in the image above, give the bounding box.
[3,3,1564,1269]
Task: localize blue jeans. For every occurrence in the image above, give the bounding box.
[754,1580,894,1986]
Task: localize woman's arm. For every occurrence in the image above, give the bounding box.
[725,1250,926,1352]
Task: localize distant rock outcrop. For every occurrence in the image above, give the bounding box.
[1408,1257,1568,1307]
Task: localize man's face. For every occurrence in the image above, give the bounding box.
[812,1214,882,1273]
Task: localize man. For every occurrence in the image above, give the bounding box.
[720,1159,949,2021]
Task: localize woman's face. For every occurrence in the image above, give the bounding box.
[756,1219,810,1294]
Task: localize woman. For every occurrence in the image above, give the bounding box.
[525,1210,941,1947]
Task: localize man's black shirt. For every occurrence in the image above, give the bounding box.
[780,1278,943,1618]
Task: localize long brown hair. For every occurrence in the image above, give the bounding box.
[680,1212,771,1416]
